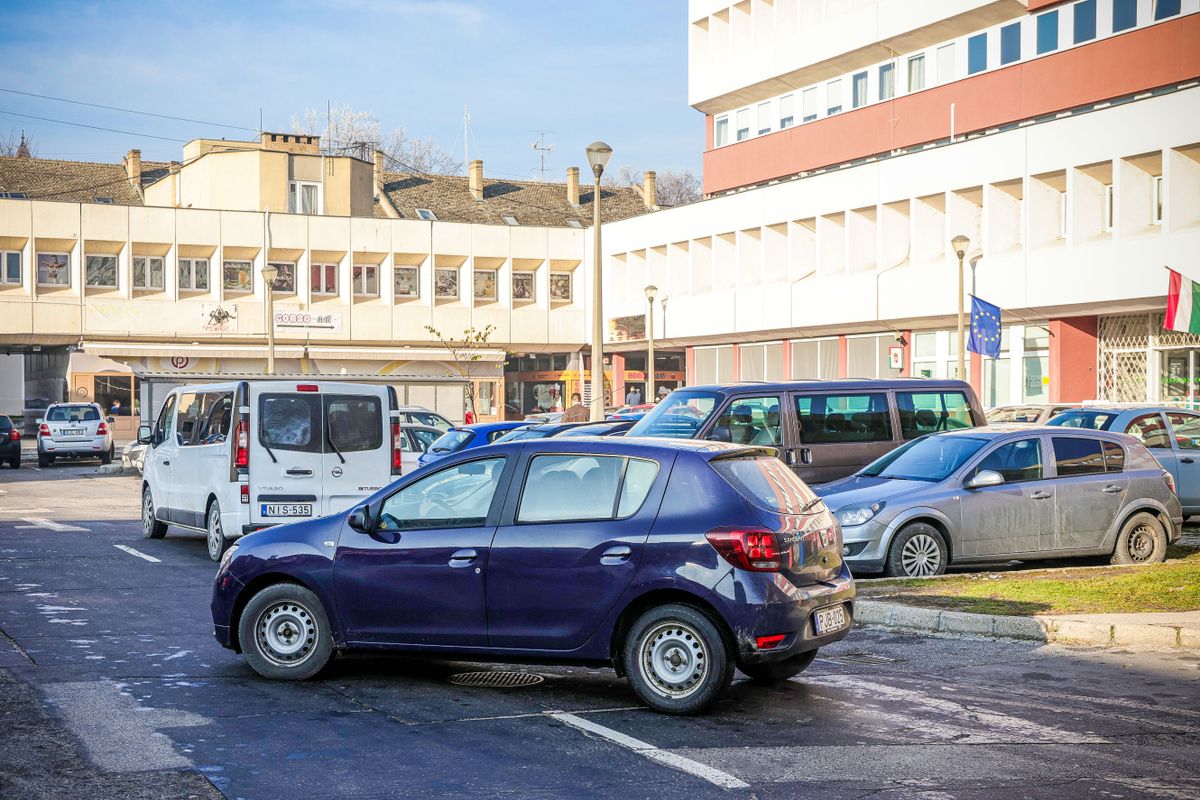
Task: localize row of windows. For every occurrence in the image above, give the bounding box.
[713,0,1189,148]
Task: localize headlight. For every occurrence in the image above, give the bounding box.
[219,544,239,570]
[834,502,885,527]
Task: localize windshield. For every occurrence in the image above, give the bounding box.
[860,435,990,481]
[410,411,451,431]
[627,391,719,439]
[429,429,472,453]
[986,406,1044,423]
[1046,410,1117,430]
[495,428,549,443]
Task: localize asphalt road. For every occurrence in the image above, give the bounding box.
[1,463,1199,800]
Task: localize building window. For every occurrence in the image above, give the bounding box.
[179,258,209,291]
[937,42,956,84]
[1154,0,1181,20]
[82,255,116,288]
[735,108,749,141]
[132,256,165,290]
[512,270,534,302]
[779,94,794,128]
[1074,0,1097,42]
[223,260,252,292]
[268,262,295,293]
[434,268,459,299]
[826,79,843,114]
[715,115,729,147]
[878,63,895,100]
[801,87,817,122]
[967,33,988,74]
[311,263,337,295]
[1152,175,1163,225]
[1000,21,1021,64]
[549,272,572,302]
[394,267,419,298]
[473,269,497,301]
[1112,0,1137,32]
[502,215,519,226]
[851,71,868,108]
[694,345,735,384]
[1,251,21,285]
[1104,183,1115,231]
[790,338,838,379]
[907,54,925,92]
[1037,11,1059,54]
[415,208,438,221]
[288,181,321,214]
[38,253,70,286]
[352,264,379,296]
[756,102,771,135]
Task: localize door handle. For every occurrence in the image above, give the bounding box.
[1102,485,1123,493]
[1030,490,1052,500]
[286,468,313,476]
[1182,458,1195,464]
[449,548,477,566]
[601,545,633,565]
[162,459,170,466]
[783,449,796,465]
[799,448,812,464]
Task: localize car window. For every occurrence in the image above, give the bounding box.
[617,458,660,516]
[986,406,1043,424]
[706,396,782,445]
[154,395,177,444]
[326,395,382,453]
[795,392,891,444]
[1103,441,1125,472]
[860,435,989,481]
[518,454,627,522]
[176,393,203,446]
[377,457,505,530]
[429,429,472,454]
[974,438,1043,483]
[259,394,321,453]
[1166,412,1200,450]
[409,427,440,451]
[712,456,819,512]
[1047,410,1117,430]
[627,390,719,439]
[0,415,11,430]
[410,411,451,431]
[487,429,513,443]
[896,391,973,439]
[197,392,233,445]
[1052,436,1106,476]
[1125,414,1170,449]
[47,406,101,422]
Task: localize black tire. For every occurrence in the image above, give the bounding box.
[884,522,949,578]
[238,583,333,681]
[8,457,18,469]
[141,486,167,539]
[37,454,50,468]
[1111,512,1167,565]
[738,649,818,683]
[206,500,231,562]
[622,603,734,715]
[99,446,113,466]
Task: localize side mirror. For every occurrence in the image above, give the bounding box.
[137,424,153,445]
[347,505,373,533]
[107,416,116,424]
[966,469,1005,489]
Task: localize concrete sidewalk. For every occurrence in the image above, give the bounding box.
[856,600,1200,649]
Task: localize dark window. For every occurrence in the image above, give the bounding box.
[796,393,892,443]
[1102,441,1125,472]
[326,395,382,453]
[975,438,1043,483]
[1125,413,1170,448]
[712,456,819,512]
[377,458,505,530]
[259,394,321,453]
[1000,22,1022,64]
[1113,0,1137,31]
[0,415,12,430]
[428,429,471,454]
[1074,0,1097,42]
[176,393,203,446]
[154,395,177,444]
[706,396,783,445]
[967,32,988,74]
[408,427,441,451]
[896,391,974,439]
[517,454,654,523]
[1154,0,1181,20]
[1166,412,1200,450]
[197,392,233,445]
[852,71,868,107]
[47,405,100,422]
[1037,11,1059,53]
[1052,436,1106,476]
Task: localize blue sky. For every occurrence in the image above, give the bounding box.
[0,0,698,179]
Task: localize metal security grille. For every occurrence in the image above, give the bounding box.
[447,671,545,688]
[1097,312,1200,403]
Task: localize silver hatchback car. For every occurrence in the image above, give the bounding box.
[817,425,1182,577]
[36,402,115,467]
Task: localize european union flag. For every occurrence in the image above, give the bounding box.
[968,295,1002,358]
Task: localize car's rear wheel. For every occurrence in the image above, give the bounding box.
[8,457,19,469]
[737,649,818,683]
[99,446,113,465]
[206,500,231,562]
[37,454,50,468]
[1111,512,1167,565]
[238,583,332,680]
[622,603,733,715]
[884,523,948,578]
[142,486,167,539]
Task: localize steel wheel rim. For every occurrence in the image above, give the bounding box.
[142,493,154,536]
[207,507,222,560]
[1128,524,1156,562]
[901,533,942,577]
[639,621,708,700]
[255,601,317,667]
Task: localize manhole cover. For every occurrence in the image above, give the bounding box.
[448,671,545,688]
[825,652,901,665]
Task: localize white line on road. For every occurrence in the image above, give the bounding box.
[550,711,749,790]
[16,518,87,532]
[0,508,52,514]
[112,544,161,563]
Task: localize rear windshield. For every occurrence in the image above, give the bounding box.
[47,406,100,422]
[429,429,472,454]
[495,428,550,443]
[986,406,1044,423]
[0,415,11,429]
[860,435,989,481]
[327,395,382,453]
[259,394,321,452]
[1046,410,1117,430]
[711,456,821,513]
[627,391,720,439]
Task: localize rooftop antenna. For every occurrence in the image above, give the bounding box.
[531,131,554,180]
[464,106,470,167]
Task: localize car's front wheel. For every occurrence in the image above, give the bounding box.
[738,649,817,683]
[622,603,733,715]
[884,523,948,578]
[142,486,167,539]
[238,583,333,680]
[206,501,231,562]
[1111,512,1167,565]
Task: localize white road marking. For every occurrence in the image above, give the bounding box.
[550,711,750,790]
[112,544,160,563]
[16,518,87,532]
[0,508,53,514]
[162,650,191,661]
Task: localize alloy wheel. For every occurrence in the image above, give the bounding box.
[142,493,154,537]
[900,533,942,577]
[207,506,223,560]
[638,621,709,700]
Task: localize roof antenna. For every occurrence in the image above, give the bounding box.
[464,106,470,168]
[531,131,554,181]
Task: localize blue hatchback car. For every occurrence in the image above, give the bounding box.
[418,421,528,466]
[211,438,855,714]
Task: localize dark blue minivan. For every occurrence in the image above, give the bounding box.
[211,437,854,714]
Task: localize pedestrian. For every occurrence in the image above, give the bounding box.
[657,386,670,402]
[626,386,642,406]
[562,392,589,423]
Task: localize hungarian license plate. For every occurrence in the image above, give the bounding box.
[813,604,848,635]
[62,427,87,436]
[260,503,312,518]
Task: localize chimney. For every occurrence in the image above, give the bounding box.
[373,150,385,188]
[373,149,400,219]
[566,166,580,207]
[468,159,484,201]
[124,148,142,187]
[642,170,656,210]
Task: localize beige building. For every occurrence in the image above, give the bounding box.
[0,133,651,431]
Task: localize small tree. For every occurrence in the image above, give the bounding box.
[424,324,498,420]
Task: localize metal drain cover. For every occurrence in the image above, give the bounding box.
[825,652,901,665]
[448,671,545,688]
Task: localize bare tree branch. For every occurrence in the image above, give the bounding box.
[0,128,35,157]
[292,105,461,175]
[601,164,701,207]
[424,324,498,419]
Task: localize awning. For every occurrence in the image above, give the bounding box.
[82,341,506,362]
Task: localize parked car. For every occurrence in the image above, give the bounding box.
[1047,405,1200,516]
[607,403,656,421]
[418,421,528,467]
[140,381,406,561]
[122,440,148,473]
[36,402,115,467]
[523,411,564,424]
[22,397,51,437]
[628,379,986,484]
[396,406,453,431]
[0,414,20,468]
[556,420,636,437]
[817,425,1181,577]
[396,424,443,474]
[493,421,627,442]
[211,438,855,714]
[986,404,1079,424]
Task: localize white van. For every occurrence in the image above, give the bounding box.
[138,380,405,561]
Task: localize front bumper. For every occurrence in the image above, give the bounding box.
[839,518,891,574]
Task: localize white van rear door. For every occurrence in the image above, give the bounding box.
[322,389,390,515]
[250,388,324,525]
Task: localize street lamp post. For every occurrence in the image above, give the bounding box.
[586,140,613,421]
[951,234,971,382]
[261,263,278,375]
[644,284,658,403]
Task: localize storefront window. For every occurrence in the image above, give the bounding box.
[1162,350,1195,404]
[94,375,137,418]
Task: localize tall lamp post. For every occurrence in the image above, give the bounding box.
[586,140,613,421]
[262,263,278,375]
[951,234,971,382]
[644,284,658,402]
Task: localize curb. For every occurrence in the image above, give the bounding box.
[94,464,136,476]
[855,600,1198,649]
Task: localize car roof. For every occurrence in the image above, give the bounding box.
[933,424,1135,443]
[681,378,973,394]
[48,402,99,408]
[399,423,443,433]
[471,436,774,461]
[457,421,526,432]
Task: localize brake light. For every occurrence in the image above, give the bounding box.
[96,422,108,436]
[391,420,403,475]
[8,429,18,442]
[705,527,793,572]
[296,384,319,392]
[234,419,249,468]
[755,634,787,650]
[1163,471,1176,495]
[38,423,50,438]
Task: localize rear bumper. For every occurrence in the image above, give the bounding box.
[38,438,108,455]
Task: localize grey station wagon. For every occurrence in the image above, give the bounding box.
[816,425,1182,577]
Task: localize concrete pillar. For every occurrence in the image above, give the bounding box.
[1049,316,1099,402]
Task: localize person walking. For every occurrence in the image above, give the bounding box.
[561,392,589,423]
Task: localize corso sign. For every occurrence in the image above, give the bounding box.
[273,311,343,333]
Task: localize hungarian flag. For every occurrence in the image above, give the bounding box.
[1166,268,1200,334]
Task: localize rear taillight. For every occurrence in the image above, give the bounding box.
[38,423,50,438]
[296,384,319,392]
[96,422,108,436]
[1163,471,1176,495]
[8,429,18,442]
[240,484,250,504]
[234,419,249,468]
[705,527,792,572]
[390,420,403,475]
